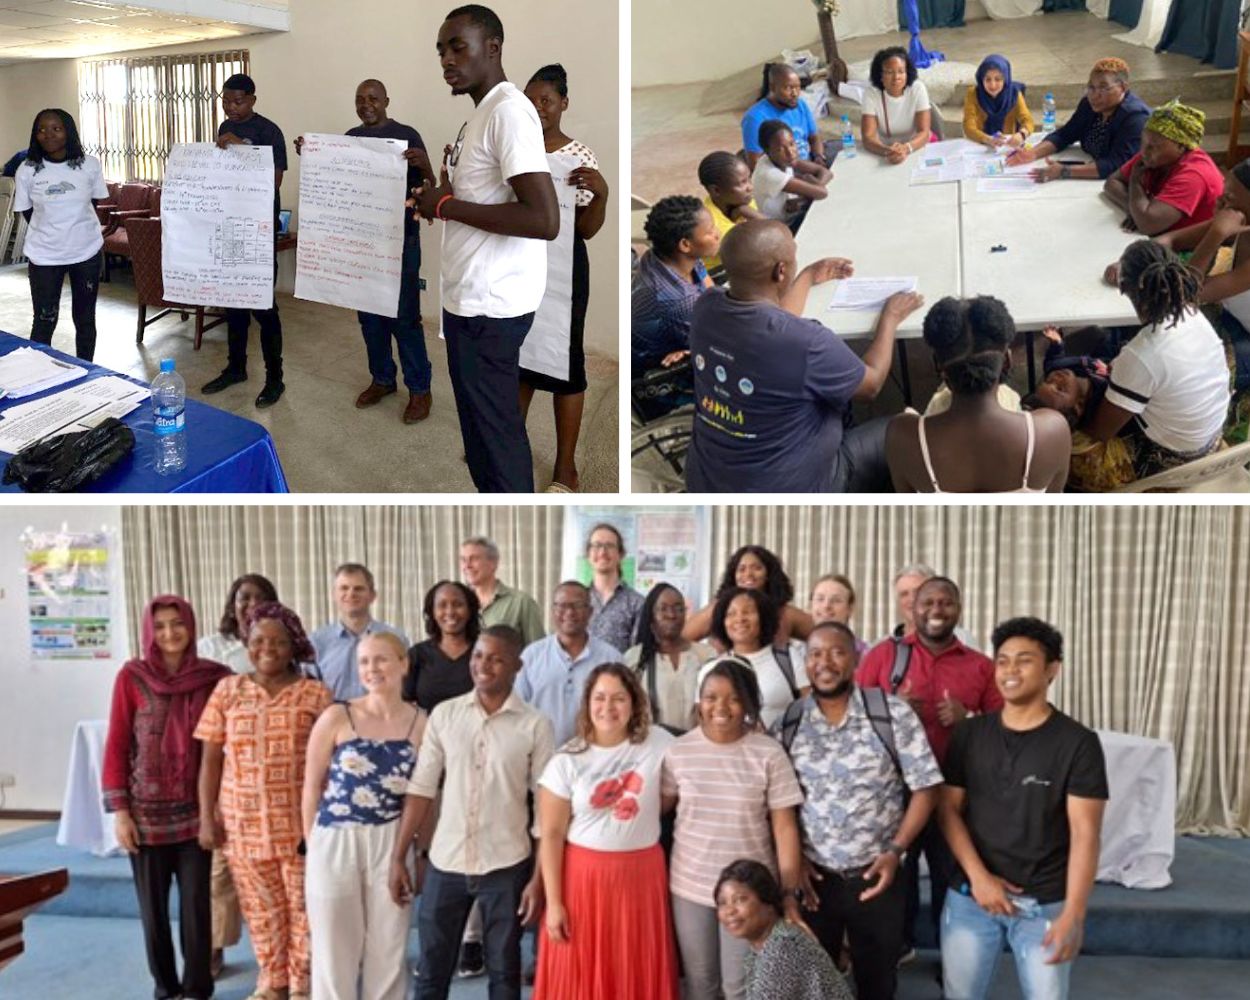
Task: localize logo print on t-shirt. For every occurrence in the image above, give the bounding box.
[44,181,77,196]
[1021,775,1052,787]
[694,354,705,371]
[714,365,726,383]
[738,378,754,396]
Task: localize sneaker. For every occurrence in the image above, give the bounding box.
[897,945,917,967]
[456,941,485,978]
[255,381,284,408]
[201,370,247,394]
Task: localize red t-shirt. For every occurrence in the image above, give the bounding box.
[855,633,1002,765]
[1117,148,1223,232]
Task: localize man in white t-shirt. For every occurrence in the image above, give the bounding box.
[412,4,558,493]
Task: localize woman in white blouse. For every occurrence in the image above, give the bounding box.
[860,47,932,165]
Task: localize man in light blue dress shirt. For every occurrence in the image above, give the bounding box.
[309,562,408,700]
[516,580,619,745]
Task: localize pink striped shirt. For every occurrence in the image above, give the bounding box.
[661,728,804,905]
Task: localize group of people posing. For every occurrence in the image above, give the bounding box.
[10,4,607,493]
[103,532,1108,1000]
[632,48,1248,492]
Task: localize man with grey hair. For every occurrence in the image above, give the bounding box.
[460,535,545,646]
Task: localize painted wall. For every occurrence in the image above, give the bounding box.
[0,0,620,354]
[0,506,128,813]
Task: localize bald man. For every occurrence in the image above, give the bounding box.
[684,219,922,493]
[298,79,437,422]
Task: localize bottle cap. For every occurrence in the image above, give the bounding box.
[159,359,175,373]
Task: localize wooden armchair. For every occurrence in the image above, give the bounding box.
[94,181,149,226]
[102,186,160,281]
[127,215,225,347]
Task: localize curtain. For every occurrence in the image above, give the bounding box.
[836,1,899,41]
[710,505,1250,835]
[121,505,565,651]
[1109,0,1144,27]
[1156,0,1242,68]
[898,0,966,30]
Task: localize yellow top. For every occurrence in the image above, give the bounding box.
[962,87,1035,146]
[702,195,757,271]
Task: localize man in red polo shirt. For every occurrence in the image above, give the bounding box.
[856,575,1001,965]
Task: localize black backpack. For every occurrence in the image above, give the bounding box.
[777,686,903,782]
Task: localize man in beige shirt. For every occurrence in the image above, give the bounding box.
[389,623,554,998]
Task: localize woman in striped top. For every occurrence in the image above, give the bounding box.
[661,659,806,1000]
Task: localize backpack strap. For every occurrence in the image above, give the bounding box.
[778,697,806,755]
[888,637,912,693]
[859,685,903,780]
[773,644,801,701]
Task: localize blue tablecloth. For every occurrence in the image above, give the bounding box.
[0,332,288,493]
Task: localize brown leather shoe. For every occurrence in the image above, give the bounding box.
[403,391,432,423]
[356,383,396,408]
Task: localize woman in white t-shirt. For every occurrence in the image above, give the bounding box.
[700,588,809,728]
[535,663,679,1000]
[12,109,110,360]
[1088,239,1231,478]
[861,47,932,165]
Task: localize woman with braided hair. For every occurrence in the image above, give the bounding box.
[885,296,1072,492]
[632,195,718,371]
[1088,239,1230,478]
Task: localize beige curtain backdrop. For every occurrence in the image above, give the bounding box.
[123,504,1248,834]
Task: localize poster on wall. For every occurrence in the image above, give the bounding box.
[24,529,113,660]
[561,506,712,609]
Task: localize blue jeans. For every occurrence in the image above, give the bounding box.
[414,859,529,1000]
[941,887,1072,1000]
[442,309,535,492]
[357,236,431,392]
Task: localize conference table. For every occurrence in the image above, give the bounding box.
[0,332,288,493]
[796,140,1142,401]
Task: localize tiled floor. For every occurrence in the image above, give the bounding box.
[0,266,619,494]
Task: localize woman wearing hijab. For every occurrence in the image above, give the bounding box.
[102,595,232,1000]
[962,55,1033,148]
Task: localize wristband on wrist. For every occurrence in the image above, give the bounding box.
[887,842,907,859]
[435,194,454,220]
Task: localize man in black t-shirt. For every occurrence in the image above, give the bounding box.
[201,73,289,408]
[296,79,437,424]
[937,617,1108,1000]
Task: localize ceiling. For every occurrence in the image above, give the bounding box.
[0,0,289,66]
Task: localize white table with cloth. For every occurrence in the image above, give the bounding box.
[1095,728,1176,889]
[56,719,120,857]
[795,140,1140,397]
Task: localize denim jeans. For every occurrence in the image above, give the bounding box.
[414,859,529,1000]
[358,235,431,392]
[27,249,102,361]
[941,886,1072,1000]
[442,309,535,493]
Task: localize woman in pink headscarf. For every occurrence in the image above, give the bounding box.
[102,594,231,1000]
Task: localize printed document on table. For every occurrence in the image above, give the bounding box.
[976,176,1037,194]
[828,277,918,311]
[0,377,149,453]
[0,348,86,398]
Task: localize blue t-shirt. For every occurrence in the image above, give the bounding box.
[685,288,865,493]
[742,98,819,159]
[631,250,708,369]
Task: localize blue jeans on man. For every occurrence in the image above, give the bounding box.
[414,859,529,1000]
[941,886,1072,1000]
[358,235,431,392]
[442,309,535,492]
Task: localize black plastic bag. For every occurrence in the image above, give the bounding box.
[3,417,135,492]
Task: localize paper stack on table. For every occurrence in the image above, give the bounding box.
[829,277,918,311]
[0,376,149,453]
[0,347,86,399]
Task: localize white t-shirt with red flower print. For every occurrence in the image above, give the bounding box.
[539,727,674,852]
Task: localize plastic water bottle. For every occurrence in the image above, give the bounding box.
[1042,93,1056,133]
[840,115,857,159]
[152,358,187,476]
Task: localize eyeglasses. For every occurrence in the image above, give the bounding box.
[587,542,619,552]
[448,121,467,169]
[553,601,590,612]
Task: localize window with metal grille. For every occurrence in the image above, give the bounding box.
[78,50,251,183]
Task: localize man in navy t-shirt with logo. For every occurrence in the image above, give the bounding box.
[938,617,1108,1000]
[684,219,922,493]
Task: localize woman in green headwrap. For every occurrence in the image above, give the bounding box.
[1103,99,1223,236]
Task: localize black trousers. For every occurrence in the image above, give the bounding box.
[829,415,894,492]
[903,815,954,951]
[130,839,213,1000]
[442,309,535,492]
[809,862,906,1000]
[224,254,282,382]
[27,250,102,361]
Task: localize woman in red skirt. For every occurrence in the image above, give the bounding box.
[534,662,679,999]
